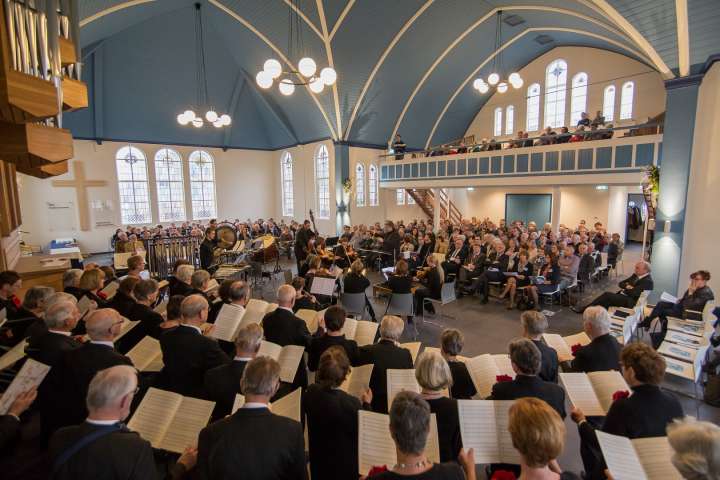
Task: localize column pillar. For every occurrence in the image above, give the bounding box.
[334,143,350,235]
[550,186,562,231]
[432,188,441,232]
[607,186,628,238]
[651,75,703,294]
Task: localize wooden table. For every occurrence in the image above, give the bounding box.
[15,252,82,299]
[372,282,422,298]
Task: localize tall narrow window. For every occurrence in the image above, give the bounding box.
[396,189,405,205]
[355,163,365,207]
[315,145,330,218]
[154,148,186,222]
[620,81,634,120]
[493,107,503,137]
[281,152,294,217]
[544,59,567,128]
[189,150,217,220]
[368,164,379,206]
[505,106,514,135]
[526,83,541,132]
[406,191,416,204]
[115,146,151,225]
[603,85,616,122]
[570,72,588,126]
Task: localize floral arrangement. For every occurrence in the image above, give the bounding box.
[342,177,352,195]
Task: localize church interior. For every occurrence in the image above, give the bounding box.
[1,1,720,479]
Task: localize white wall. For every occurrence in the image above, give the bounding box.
[18,140,276,253]
[465,47,666,142]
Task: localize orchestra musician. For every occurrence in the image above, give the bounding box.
[414,255,443,315]
[294,220,315,272]
[200,228,216,270]
[333,237,356,270]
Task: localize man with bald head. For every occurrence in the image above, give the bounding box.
[58,309,133,427]
[158,294,230,396]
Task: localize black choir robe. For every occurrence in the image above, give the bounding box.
[533,339,560,383]
[307,334,360,371]
[358,339,414,413]
[448,360,477,399]
[425,396,462,463]
[570,333,621,373]
[489,374,566,418]
[261,308,314,389]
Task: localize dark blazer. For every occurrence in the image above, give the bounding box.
[448,360,477,399]
[680,286,715,312]
[533,339,559,383]
[425,396,462,463]
[262,308,313,388]
[204,359,248,420]
[198,407,307,480]
[617,274,654,301]
[307,334,360,371]
[387,274,412,294]
[303,384,363,480]
[490,374,566,418]
[358,339,414,413]
[168,279,194,297]
[107,291,136,319]
[382,231,401,260]
[571,333,622,373]
[63,286,85,301]
[124,302,164,350]
[292,294,319,312]
[157,324,230,397]
[25,330,81,368]
[200,239,215,270]
[445,244,469,264]
[0,415,20,451]
[343,272,371,294]
[422,267,443,299]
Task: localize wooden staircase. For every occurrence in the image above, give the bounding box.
[406,188,462,224]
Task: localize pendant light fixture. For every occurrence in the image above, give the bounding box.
[177,3,231,128]
[473,11,523,95]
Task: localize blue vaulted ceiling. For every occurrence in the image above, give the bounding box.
[68,0,720,150]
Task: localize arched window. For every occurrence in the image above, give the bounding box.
[493,107,503,137]
[355,163,365,207]
[280,152,294,217]
[188,150,217,220]
[315,144,330,218]
[396,189,405,205]
[620,81,634,120]
[505,106,514,135]
[570,72,588,126]
[526,83,541,132]
[115,146,152,225]
[603,85,616,122]
[368,164,379,206]
[544,59,567,128]
[154,148,186,222]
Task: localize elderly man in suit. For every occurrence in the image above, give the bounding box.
[198,357,307,479]
[157,294,230,397]
[571,306,622,373]
[50,365,195,479]
[442,237,469,280]
[574,261,653,313]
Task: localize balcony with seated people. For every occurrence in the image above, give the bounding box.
[379,123,662,188]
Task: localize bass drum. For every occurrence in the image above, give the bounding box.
[215,223,238,250]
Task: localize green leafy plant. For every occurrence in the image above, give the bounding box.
[645,165,660,194]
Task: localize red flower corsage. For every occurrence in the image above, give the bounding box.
[491,470,517,480]
[612,390,630,401]
[571,343,583,356]
[496,374,513,383]
[367,465,389,476]
[11,295,21,308]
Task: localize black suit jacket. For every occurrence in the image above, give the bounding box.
[571,333,621,373]
[198,407,307,480]
[0,415,20,451]
[618,274,654,301]
[307,334,359,371]
[203,359,248,420]
[358,340,414,413]
[343,273,371,294]
[123,303,164,351]
[426,397,462,463]
[107,291,136,319]
[490,374,566,418]
[533,339,559,383]
[168,279,194,298]
[445,245,469,264]
[262,308,313,388]
[448,361,477,399]
[25,330,81,368]
[157,325,230,397]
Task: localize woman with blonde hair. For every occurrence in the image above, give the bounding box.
[79,268,109,307]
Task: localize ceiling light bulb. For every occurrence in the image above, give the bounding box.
[472,78,484,90]
[320,67,337,85]
[184,110,196,120]
[497,81,508,93]
[177,113,190,125]
[279,78,295,96]
[509,72,521,83]
[192,118,203,128]
[478,83,490,94]
[298,57,317,78]
[256,70,273,89]
[205,110,218,122]
[511,77,523,89]
[220,114,231,126]
[263,58,282,79]
[488,73,500,85]
[213,119,224,128]
[309,76,324,93]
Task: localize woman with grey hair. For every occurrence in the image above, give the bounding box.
[667,417,720,480]
[440,328,476,399]
[370,391,475,479]
[415,350,462,463]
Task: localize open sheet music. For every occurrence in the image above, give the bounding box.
[0,308,6,328]
[597,432,682,480]
[457,400,521,464]
[400,342,421,364]
[660,292,679,304]
[341,318,378,346]
[386,369,421,410]
[296,309,324,334]
[0,338,28,371]
[310,277,336,297]
[465,354,515,399]
[210,304,248,342]
[257,340,305,383]
[126,336,164,372]
[100,281,120,300]
[560,371,629,416]
[127,387,214,454]
[154,300,168,315]
[232,388,302,422]
[243,299,277,326]
[358,411,440,474]
[77,295,92,318]
[542,332,591,363]
[0,358,50,414]
[340,364,374,399]
[203,279,220,294]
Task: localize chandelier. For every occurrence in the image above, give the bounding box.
[472,11,523,94]
[177,3,231,128]
[255,0,337,95]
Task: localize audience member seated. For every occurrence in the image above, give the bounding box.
[606,233,624,268]
[343,259,376,321]
[415,351,462,463]
[369,391,475,480]
[50,365,195,479]
[575,260,653,312]
[62,269,84,300]
[457,242,484,288]
[414,254,443,315]
[529,251,561,308]
[520,311,559,383]
[591,110,605,127]
[500,250,533,309]
[667,418,720,480]
[156,295,229,397]
[308,306,360,371]
[570,306,621,373]
[304,347,372,480]
[508,398,581,480]
[555,126,571,144]
[359,315,414,413]
[440,328,477,399]
[198,357,306,479]
[467,241,509,303]
[442,237,468,279]
[571,342,684,478]
[558,245,580,293]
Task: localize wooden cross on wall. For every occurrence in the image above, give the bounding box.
[52,161,108,231]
